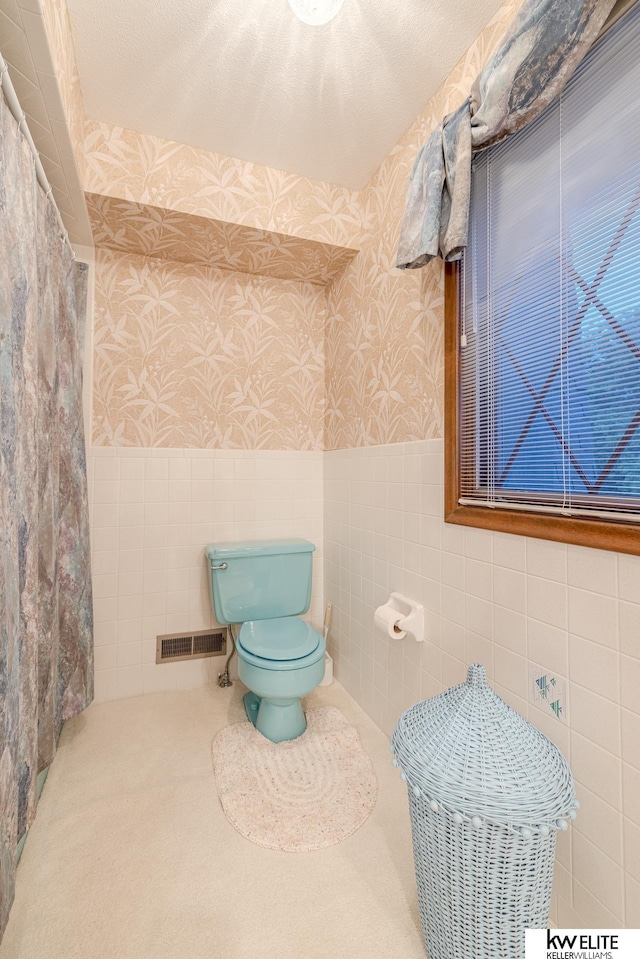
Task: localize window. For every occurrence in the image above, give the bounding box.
[446,0,640,554]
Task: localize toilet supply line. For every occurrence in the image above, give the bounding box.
[218,624,237,688]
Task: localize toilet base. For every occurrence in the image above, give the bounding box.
[244,691,306,743]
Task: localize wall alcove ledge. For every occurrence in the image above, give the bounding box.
[85,192,360,285]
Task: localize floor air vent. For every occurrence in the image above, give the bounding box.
[156,628,227,664]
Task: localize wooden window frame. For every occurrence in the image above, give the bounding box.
[444,260,640,556]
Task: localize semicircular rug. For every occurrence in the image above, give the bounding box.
[211,706,378,852]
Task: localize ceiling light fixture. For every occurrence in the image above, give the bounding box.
[287,0,345,26]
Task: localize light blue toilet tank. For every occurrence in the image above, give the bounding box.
[206,539,315,625]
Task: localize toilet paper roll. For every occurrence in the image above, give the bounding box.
[374,604,406,640]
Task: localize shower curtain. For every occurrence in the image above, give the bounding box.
[0,81,93,940]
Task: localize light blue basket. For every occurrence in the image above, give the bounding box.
[391,664,577,959]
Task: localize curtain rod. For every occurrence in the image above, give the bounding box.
[0,53,75,260]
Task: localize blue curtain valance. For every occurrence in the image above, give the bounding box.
[396,0,618,270]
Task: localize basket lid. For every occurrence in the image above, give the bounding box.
[391,664,577,831]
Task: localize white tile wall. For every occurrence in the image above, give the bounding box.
[324,438,640,929]
[87,447,323,703]
[0,2,93,244]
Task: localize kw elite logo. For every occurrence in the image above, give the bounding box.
[526,929,640,959]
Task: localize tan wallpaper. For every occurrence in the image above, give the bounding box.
[42,0,523,453]
[92,249,326,450]
[324,0,522,449]
[85,193,358,286]
[87,0,523,454]
[83,119,362,250]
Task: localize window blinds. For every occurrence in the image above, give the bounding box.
[460,0,640,521]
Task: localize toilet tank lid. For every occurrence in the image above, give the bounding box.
[206,538,315,560]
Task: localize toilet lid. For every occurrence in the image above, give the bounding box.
[239,618,320,661]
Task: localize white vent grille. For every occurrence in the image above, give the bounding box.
[156,628,227,664]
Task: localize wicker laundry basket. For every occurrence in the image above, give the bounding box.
[391,664,577,959]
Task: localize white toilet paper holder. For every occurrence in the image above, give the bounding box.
[383,592,425,643]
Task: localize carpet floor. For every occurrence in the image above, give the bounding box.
[0,681,426,959]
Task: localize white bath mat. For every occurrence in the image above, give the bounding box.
[211,706,378,852]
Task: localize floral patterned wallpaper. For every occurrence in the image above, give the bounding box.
[324,0,522,449]
[83,119,362,250]
[40,0,521,452]
[85,193,358,286]
[86,0,521,453]
[92,249,326,450]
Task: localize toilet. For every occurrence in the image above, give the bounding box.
[206,538,325,743]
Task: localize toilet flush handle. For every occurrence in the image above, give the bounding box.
[210,562,228,571]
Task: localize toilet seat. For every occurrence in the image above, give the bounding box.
[240,617,319,660]
[237,618,324,671]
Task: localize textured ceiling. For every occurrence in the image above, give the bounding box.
[66,0,505,190]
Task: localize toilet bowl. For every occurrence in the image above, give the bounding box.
[236,617,326,742]
[206,539,324,743]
